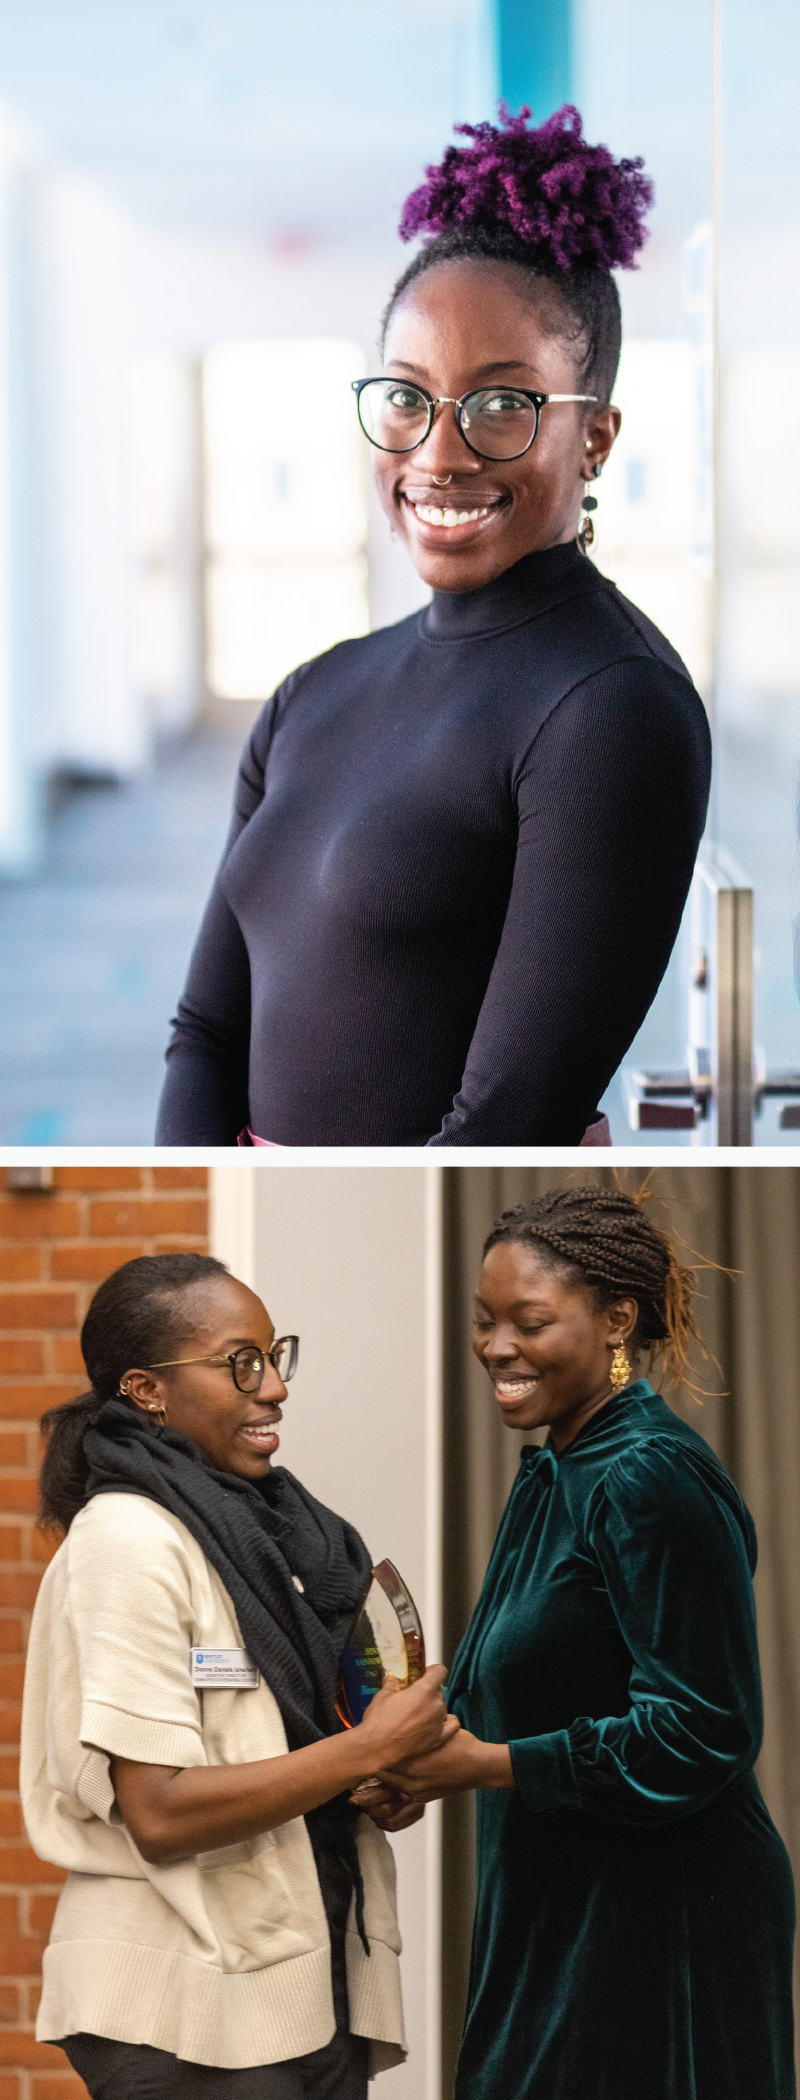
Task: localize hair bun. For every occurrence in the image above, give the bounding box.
[399,104,654,274]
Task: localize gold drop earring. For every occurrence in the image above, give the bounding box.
[609,1343,631,1392]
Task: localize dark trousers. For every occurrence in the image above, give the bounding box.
[62,2030,370,2100]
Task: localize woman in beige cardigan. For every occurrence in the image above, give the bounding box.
[21,1252,453,2100]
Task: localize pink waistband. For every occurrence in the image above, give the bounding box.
[579,1114,612,1148]
[239,1116,612,1148]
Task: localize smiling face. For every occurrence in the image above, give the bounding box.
[472,1241,639,1452]
[374,258,620,593]
[120,1274,289,1480]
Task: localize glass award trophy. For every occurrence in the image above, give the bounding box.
[336,1558,426,1728]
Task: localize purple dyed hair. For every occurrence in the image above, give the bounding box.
[382,108,654,401]
[399,105,653,274]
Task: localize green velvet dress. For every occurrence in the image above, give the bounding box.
[447,1382,796,2100]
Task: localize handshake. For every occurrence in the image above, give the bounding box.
[346,1667,511,1831]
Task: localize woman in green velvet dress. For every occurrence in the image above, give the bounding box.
[361,1184,796,2100]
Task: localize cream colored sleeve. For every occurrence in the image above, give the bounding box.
[68,1497,207,1770]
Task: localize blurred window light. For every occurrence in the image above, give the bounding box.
[591,336,712,696]
[718,345,800,725]
[683,219,714,568]
[722,570,798,696]
[203,338,368,700]
[206,559,369,704]
[625,459,648,504]
[600,339,695,555]
[128,353,202,734]
[725,346,800,562]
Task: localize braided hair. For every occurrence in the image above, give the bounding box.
[483,1184,706,1396]
[382,105,654,404]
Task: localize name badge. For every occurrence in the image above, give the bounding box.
[191,1647,260,1689]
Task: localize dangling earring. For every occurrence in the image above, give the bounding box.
[609,1343,631,1393]
[578,461,602,550]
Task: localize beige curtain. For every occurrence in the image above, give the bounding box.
[440,1164,800,2096]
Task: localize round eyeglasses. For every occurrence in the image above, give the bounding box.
[148,1337,299,1393]
[351,378,598,462]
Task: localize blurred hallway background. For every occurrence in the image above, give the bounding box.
[0,0,798,1142]
[0,712,250,1141]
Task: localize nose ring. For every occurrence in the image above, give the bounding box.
[432,474,452,486]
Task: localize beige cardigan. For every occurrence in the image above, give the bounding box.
[20,1492,406,2073]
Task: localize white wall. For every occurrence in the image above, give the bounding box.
[128,352,203,736]
[40,171,148,772]
[0,164,430,867]
[211,1161,444,2100]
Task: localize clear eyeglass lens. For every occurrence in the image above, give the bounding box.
[271,1335,298,1383]
[359,380,430,451]
[459,389,538,459]
[233,1347,266,1392]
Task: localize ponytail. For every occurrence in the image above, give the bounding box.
[37,1250,230,1534]
[39,1390,103,1533]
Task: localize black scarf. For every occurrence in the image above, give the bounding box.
[83,1399,374,1945]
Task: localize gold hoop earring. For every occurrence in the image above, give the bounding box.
[147,1402,167,1427]
[609,1343,631,1392]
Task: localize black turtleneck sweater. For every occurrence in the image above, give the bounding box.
[156,542,711,1146]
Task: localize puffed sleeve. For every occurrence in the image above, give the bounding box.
[508,1438,763,1823]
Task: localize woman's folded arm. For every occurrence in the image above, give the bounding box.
[111,1733,389,1865]
[111,1667,458,1863]
[510,1439,762,1823]
[427,660,711,1145]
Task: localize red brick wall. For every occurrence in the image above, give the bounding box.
[0,1166,210,2100]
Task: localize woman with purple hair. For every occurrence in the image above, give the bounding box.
[156,108,711,1147]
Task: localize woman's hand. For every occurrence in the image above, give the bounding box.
[354,1666,460,1771]
[350,1779,425,1832]
[347,1670,458,1832]
[110,1666,457,1865]
[378,1727,514,1802]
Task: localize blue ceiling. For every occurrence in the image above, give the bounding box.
[0,1,794,251]
[0,0,499,241]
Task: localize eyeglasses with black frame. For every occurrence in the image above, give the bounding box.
[148,1337,299,1393]
[351,377,598,462]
